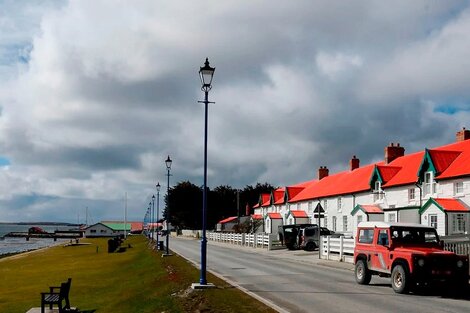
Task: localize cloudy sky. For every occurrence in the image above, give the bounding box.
[1,1,470,223]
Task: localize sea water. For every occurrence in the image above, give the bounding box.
[0,224,72,256]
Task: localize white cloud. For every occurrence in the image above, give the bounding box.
[0,1,469,222]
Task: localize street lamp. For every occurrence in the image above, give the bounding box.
[164,155,172,256]
[152,195,155,242]
[195,57,215,288]
[149,201,153,240]
[156,182,161,249]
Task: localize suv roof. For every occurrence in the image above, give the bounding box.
[357,221,434,229]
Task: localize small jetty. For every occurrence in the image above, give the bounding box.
[4,227,83,240]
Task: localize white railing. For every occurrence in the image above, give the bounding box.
[444,241,470,256]
[207,232,273,249]
[320,236,355,263]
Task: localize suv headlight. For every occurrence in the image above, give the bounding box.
[457,260,464,268]
[417,258,425,267]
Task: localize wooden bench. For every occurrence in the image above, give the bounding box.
[40,278,71,313]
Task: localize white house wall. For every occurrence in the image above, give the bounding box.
[421,204,446,236]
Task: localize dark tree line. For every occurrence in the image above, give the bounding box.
[162,181,275,230]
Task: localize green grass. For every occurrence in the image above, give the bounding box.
[0,236,276,313]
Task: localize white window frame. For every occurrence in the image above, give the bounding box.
[308,201,313,213]
[373,181,384,202]
[408,188,415,202]
[424,171,436,197]
[323,199,328,211]
[454,181,464,196]
[342,215,348,231]
[337,197,342,212]
[429,214,437,229]
[332,216,337,232]
[453,214,466,233]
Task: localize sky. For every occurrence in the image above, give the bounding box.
[1,0,470,223]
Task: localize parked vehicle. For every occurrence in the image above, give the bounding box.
[354,221,469,294]
[299,226,334,251]
[278,224,317,250]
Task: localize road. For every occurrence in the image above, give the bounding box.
[171,237,470,313]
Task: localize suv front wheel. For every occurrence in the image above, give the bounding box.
[391,264,410,294]
[355,259,371,285]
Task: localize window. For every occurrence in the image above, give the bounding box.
[454,182,464,195]
[377,229,389,246]
[342,216,348,231]
[297,203,301,210]
[429,214,437,229]
[337,197,342,212]
[453,214,466,233]
[358,229,373,244]
[308,202,313,213]
[388,213,396,223]
[374,181,384,201]
[100,229,107,233]
[90,229,96,233]
[324,215,328,228]
[332,216,337,232]
[323,199,328,211]
[424,171,436,196]
[357,215,363,226]
[408,188,415,201]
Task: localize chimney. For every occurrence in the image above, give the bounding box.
[350,155,360,171]
[385,143,405,164]
[456,127,470,142]
[318,166,329,180]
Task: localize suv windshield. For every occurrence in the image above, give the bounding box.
[390,227,439,245]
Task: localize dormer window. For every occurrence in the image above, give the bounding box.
[423,171,436,196]
[373,181,384,201]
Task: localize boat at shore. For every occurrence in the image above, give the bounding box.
[4,227,83,240]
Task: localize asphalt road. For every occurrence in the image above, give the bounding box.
[171,237,470,313]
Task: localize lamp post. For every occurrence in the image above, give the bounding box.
[197,57,215,287]
[152,195,155,242]
[149,201,153,240]
[164,155,172,256]
[156,182,161,249]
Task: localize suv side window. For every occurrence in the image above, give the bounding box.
[377,229,389,246]
[358,228,374,244]
[305,228,315,236]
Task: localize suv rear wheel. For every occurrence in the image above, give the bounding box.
[391,264,410,294]
[305,242,316,251]
[355,259,371,285]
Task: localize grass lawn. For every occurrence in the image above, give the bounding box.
[0,236,277,313]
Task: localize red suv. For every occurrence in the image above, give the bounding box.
[354,222,469,294]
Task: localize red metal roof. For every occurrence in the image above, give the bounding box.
[251,214,263,220]
[432,139,470,179]
[289,210,308,218]
[434,198,470,212]
[361,205,383,213]
[382,151,424,187]
[429,150,461,174]
[267,212,282,219]
[261,193,271,207]
[377,165,401,183]
[218,216,238,224]
[273,188,285,205]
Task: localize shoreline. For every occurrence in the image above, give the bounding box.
[0,240,66,263]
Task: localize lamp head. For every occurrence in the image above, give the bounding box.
[165,155,172,170]
[199,57,215,92]
[156,182,161,192]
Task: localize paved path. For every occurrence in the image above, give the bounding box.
[171,236,470,313]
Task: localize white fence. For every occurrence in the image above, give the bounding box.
[207,232,276,250]
[320,236,355,263]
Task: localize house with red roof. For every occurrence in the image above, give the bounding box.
[254,127,470,237]
[216,216,239,232]
[265,212,283,234]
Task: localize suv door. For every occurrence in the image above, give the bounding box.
[369,228,391,273]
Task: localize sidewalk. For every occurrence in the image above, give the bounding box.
[178,235,355,272]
